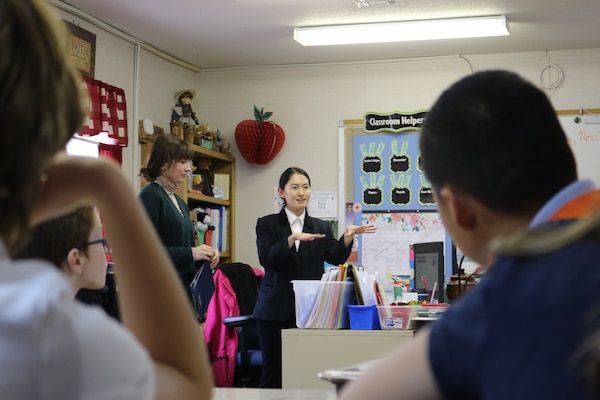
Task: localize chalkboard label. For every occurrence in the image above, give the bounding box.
[363,110,428,133]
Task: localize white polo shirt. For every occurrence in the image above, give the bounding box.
[0,241,155,399]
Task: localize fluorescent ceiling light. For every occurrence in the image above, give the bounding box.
[294,15,509,46]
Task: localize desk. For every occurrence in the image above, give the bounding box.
[281,328,413,389]
[213,388,336,399]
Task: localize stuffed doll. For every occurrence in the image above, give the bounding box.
[193,210,214,245]
[171,89,199,126]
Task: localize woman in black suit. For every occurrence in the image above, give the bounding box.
[253,166,376,388]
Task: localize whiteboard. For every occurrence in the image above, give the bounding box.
[558,110,600,186]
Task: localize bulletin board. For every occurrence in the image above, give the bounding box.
[338,109,600,281]
[359,210,445,278]
[557,109,600,185]
[353,132,436,211]
[350,130,446,280]
[338,118,452,282]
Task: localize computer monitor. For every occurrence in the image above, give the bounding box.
[413,241,444,303]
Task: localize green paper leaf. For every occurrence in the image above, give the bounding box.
[253,105,261,121]
[251,105,273,122]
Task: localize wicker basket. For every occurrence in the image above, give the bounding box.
[446,270,477,302]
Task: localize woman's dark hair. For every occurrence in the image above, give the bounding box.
[139,134,194,182]
[278,167,311,208]
[419,70,577,216]
[278,167,311,190]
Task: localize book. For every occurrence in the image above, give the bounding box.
[209,208,220,250]
[221,207,228,251]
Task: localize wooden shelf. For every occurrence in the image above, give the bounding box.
[189,142,235,163]
[188,191,231,207]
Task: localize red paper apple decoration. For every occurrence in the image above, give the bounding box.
[235,106,285,164]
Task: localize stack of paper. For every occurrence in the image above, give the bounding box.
[293,267,356,329]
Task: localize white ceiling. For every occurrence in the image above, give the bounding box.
[59,0,600,70]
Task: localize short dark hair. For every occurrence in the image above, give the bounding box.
[419,70,577,215]
[139,134,194,182]
[18,205,96,268]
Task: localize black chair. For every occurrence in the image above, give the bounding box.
[75,262,120,321]
[223,314,262,387]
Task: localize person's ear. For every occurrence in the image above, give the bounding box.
[438,186,477,231]
[63,248,84,276]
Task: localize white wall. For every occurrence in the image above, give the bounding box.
[56,9,137,183]
[55,8,197,189]
[196,49,600,267]
[51,6,600,270]
[136,50,197,188]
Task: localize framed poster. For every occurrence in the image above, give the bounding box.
[64,21,96,78]
[359,210,446,278]
[191,169,213,197]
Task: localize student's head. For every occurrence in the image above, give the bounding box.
[420,70,577,214]
[0,0,84,256]
[419,70,577,262]
[139,134,194,183]
[18,205,109,291]
[278,167,311,214]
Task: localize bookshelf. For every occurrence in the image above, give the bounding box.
[140,139,236,263]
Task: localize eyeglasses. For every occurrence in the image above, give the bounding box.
[78,238,111,254]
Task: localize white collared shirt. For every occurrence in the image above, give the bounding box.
[284,208,305,249]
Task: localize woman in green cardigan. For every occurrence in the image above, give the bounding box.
[139,134,219,299]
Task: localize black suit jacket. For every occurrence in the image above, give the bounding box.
[252,209,352,323]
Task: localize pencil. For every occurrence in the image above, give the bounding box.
[430,281,438,303]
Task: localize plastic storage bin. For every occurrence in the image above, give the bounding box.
[347,304,381,330]
[292,280,356,329]
[376,306,418,330]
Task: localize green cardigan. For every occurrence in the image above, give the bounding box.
[139,182,196,289]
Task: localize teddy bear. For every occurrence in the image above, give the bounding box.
[214,130,233,156]
[194,159,212,170]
